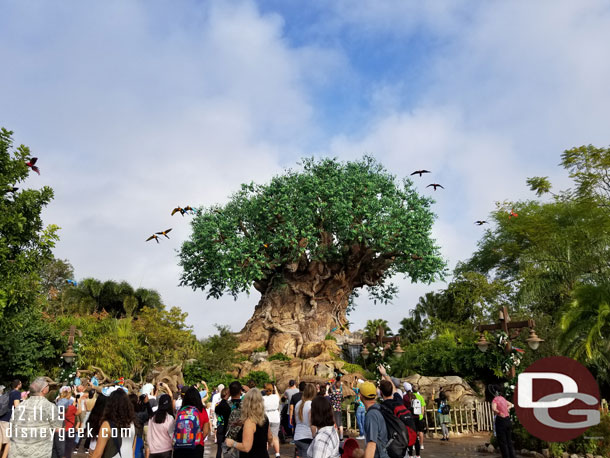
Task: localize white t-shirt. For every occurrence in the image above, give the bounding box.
[211,392,222,408]
[175,398,182,411]
[263,394,281,424]
[294,400,312,441]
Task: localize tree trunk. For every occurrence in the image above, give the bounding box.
[238,262,351,357]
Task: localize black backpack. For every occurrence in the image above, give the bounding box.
[371,404,410,458]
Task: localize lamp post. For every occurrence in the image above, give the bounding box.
[61,325,82,365]
[476,306,543,378]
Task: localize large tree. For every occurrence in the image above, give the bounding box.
[180,157,444,356]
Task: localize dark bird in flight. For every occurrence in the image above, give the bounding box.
[183,205,194,214]
[146,234,160,243]
[426,183,444,191]
[26,157,40,175]
[509,209,518,219]
[475,220,488,225]
[155,228,173,239]
[410,170,431,177]
[171,206,186,216]
[411,254,423,261]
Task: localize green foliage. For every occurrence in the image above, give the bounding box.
[268,353,291,361]
[241,370,272,387]
[60,278,163,317]
[364,319,392,340]
[197,325,241,374]
[0,127,58,320]
[324,334,337,341]
[39,257,74,302]
[253,346,267,353]
[560,283,610,374]
[180,156,445,303]
[0,308,62,382]
[341,362,373,379]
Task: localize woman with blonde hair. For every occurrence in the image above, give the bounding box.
[225,388,272,458]
[294,383,316,457]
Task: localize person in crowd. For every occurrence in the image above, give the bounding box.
[74,371,82,387]
[7,377,63,458]
[224,388,272,458]
[294,383,316,458]
[1,380,23,458]
[390,378,403,403]
[84,391,108,453]
[211,384,226,443]
[316,385,327,398]
[74,390,90,452]
[53,386,81,458]
[434,388,451,442]
[90,372,100,387]
[284,381,298,406]
[224,381,245,458]
[490,385,516,458]
[146,394,175,458]
[131,392,154,458]
[215,388,231,458]
[90,388,136,458]
[328,376,344,441]
[360,381,388,458]
[173,386,210,458]
[197,381,210,403]
[408,384,426,451]
[379,381,420,458]
[262,383,281,458]
[307,396,340,458]
[289,382,306,429]
[350,380,366,440]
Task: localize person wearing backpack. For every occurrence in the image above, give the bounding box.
[90,388,136,458]
[173,386,210,458]
[406,385,426,451]
[147,394,175,458]
[378,381,418,458]
[358,381,387,458]
[434,389,450,441]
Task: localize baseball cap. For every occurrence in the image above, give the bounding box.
[359,381,377,400]
[403,382,412,393]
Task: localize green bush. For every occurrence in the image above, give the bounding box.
[241,370,272,387]
[325,334,337,341]
[253,346,267,353]
[268,353,291,361]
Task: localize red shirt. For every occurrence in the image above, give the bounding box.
[195,408,209,446]
[64,404,78,430]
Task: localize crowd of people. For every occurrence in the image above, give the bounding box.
[0,367,516,458]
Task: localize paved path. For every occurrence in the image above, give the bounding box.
[76,434,497,457]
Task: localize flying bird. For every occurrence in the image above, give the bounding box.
[426,183,444,191]
[66,279,78,287]
[410,170,431,177]
[509,209,518,219]
[475,221,488,226]
[171,206,185,216]
[155,228,173,239]
[26,157,40,175]
[146,234,160,243]
[183,205,194,214]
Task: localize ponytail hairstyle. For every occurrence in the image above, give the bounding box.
[298,383,316,422]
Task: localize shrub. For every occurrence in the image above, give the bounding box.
[268,353,290,361]
[325,334,337,341]
[240,370,271,388]
[253,346,267,353]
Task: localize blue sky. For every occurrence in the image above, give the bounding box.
[2,0,610,338]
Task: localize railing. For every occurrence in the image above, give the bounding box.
[344,401,495,435]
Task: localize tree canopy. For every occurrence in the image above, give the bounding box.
[180,156,445,303]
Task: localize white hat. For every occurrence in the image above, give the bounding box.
[217,384,225,391]
[403,382,413,393]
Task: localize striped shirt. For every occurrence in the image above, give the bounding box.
[307,426,340,458]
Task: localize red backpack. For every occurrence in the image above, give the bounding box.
[384,401,417,446]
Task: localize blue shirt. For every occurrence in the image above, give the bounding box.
[90,376,99,387]
[365,404,389,458]
[73,377,81,387]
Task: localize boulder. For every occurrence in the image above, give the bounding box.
[268,332,298,356]
[487,444,495,453]
[404,373,481,406]
[250,351,269,364]
[542,449,550,458]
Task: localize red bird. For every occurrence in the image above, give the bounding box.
[509,210,518,219]
[26,157,40,175]
[427,183,444,191]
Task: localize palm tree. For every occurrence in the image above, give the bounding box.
[364,319,392,340]
[560,283,610,367]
